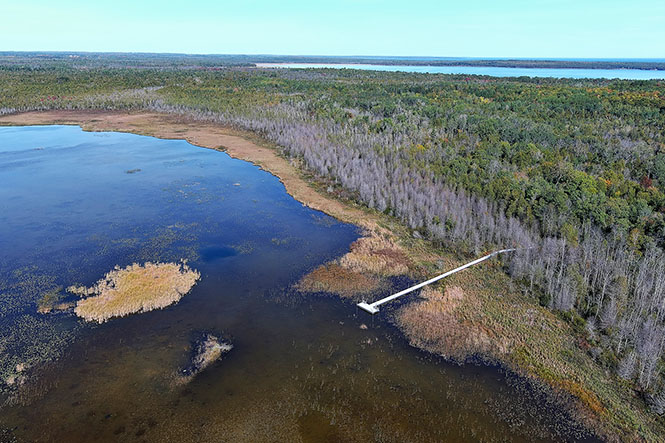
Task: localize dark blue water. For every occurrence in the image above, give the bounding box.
[258,63,665,80]
[0,124,359,407]
[0,125,358,284]
[0,126,596,442]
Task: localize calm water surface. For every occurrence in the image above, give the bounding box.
[257,63,665,80]
[0,126,597,441]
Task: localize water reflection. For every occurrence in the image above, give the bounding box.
[0,126,596,441]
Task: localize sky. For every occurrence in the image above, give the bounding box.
[2,0,664,58]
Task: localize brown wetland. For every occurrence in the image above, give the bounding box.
[0,126,597,441]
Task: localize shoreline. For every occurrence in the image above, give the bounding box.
[0,110,652,440]
[253,61,665,74]
[0,110,379,233]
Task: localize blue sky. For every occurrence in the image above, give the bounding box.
[3,0,664,57]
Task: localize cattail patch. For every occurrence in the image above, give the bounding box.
[69,261,200,323]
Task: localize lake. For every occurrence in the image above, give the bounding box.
[256,63,665,80]
[0,125,597,441]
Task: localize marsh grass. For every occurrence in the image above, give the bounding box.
[339,235,410,276]
[70,262,200,323]
[396,286,503,361]
[298,214,663,439]
[394,257,665,441]
[297,232,409,298]
[297,263,382,298]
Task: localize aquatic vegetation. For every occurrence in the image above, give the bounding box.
[0,314,79,396]
[231,241,254,255]
[176,333,233,384]
[136,225,201,263]
[0,267,59,318]
[36,287,72,314]
[396,286,501,361]
[270,237,290,246]
[297,263,381,298]
[0,428,18,443]
[297,232,408,298]
[0,267,82,396]
[83,227,201,273]
[70,262,200,323]
[310,213,338,228]
[339,235,410,276]
[162,179,220,205]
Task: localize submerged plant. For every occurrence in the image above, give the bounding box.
[70,261,200,323]
[36,287,68,314]
[176,333,233,384]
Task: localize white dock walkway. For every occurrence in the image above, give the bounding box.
[357,248,516,314]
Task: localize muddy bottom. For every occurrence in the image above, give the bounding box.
[2,288,596,442]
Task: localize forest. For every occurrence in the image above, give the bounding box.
[2,56,665,412]
[3,52,665,70]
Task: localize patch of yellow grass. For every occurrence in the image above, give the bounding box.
[339,235,410,276]
[297,232,409,298]
[397,286,508,361]
[297,263,381,298]
[69,262,200,323]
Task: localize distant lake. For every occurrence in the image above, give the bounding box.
[257,63,665,80]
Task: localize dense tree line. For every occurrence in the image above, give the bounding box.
[4,51,665,70]
[2,62,665,407]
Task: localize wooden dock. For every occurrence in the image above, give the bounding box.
[357,249,516,314]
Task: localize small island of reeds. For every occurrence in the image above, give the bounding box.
[68,262,200,323]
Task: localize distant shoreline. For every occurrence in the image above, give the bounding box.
[255,59,665,71]
[2,52,664,71]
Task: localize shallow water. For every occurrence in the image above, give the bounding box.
[0,126,597,441]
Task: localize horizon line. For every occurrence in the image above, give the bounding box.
[1,51,664,61]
